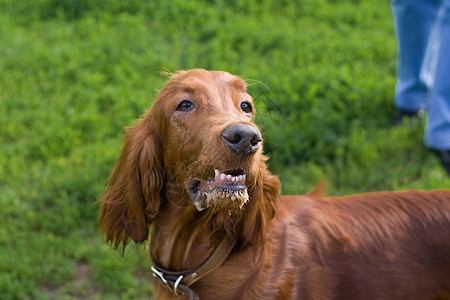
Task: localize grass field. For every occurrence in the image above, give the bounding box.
[1,0,449,299]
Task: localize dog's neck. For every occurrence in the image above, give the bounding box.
[149,189,237,271]
[150,168,280,271]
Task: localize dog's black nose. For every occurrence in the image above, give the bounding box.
[221,124,262,156]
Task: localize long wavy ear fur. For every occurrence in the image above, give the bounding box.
[241,157,280,247]
[99,115,163,250]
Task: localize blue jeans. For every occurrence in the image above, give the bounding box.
[392,0,450,150]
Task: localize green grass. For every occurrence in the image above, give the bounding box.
[1,0,449,299]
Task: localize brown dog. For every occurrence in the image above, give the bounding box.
[99,69,450,299]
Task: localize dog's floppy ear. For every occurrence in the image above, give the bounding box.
[99,114,163,250]
[241,156,280,247]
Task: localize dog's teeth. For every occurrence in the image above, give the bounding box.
[220,173,225,181]
[215,169,219,177]
[226,174,231,181]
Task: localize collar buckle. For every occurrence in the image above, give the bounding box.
[151,266,185,295]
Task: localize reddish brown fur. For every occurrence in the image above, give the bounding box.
[99,69,450,299]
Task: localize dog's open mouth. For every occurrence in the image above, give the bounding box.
[188,169,249,211]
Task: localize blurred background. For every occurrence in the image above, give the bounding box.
[1,0,449,299]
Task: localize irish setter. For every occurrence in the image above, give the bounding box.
[99,69,450,299]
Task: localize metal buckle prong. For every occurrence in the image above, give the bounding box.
[173,275,184,296]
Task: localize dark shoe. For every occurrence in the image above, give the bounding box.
[433,150,450,175]
[393,109,423,125]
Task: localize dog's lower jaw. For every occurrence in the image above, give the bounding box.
[193,188,249,211]
[188,168,250,211]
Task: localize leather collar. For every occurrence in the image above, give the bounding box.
[150,235,236,300]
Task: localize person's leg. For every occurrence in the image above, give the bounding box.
[424,1,450,173]
[391,0,439,112]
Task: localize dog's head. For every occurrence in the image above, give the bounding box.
[99,69,279,249]
[157,69,264,210]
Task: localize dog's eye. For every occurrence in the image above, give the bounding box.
[240,101,252,114]
[176,100,194,112]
